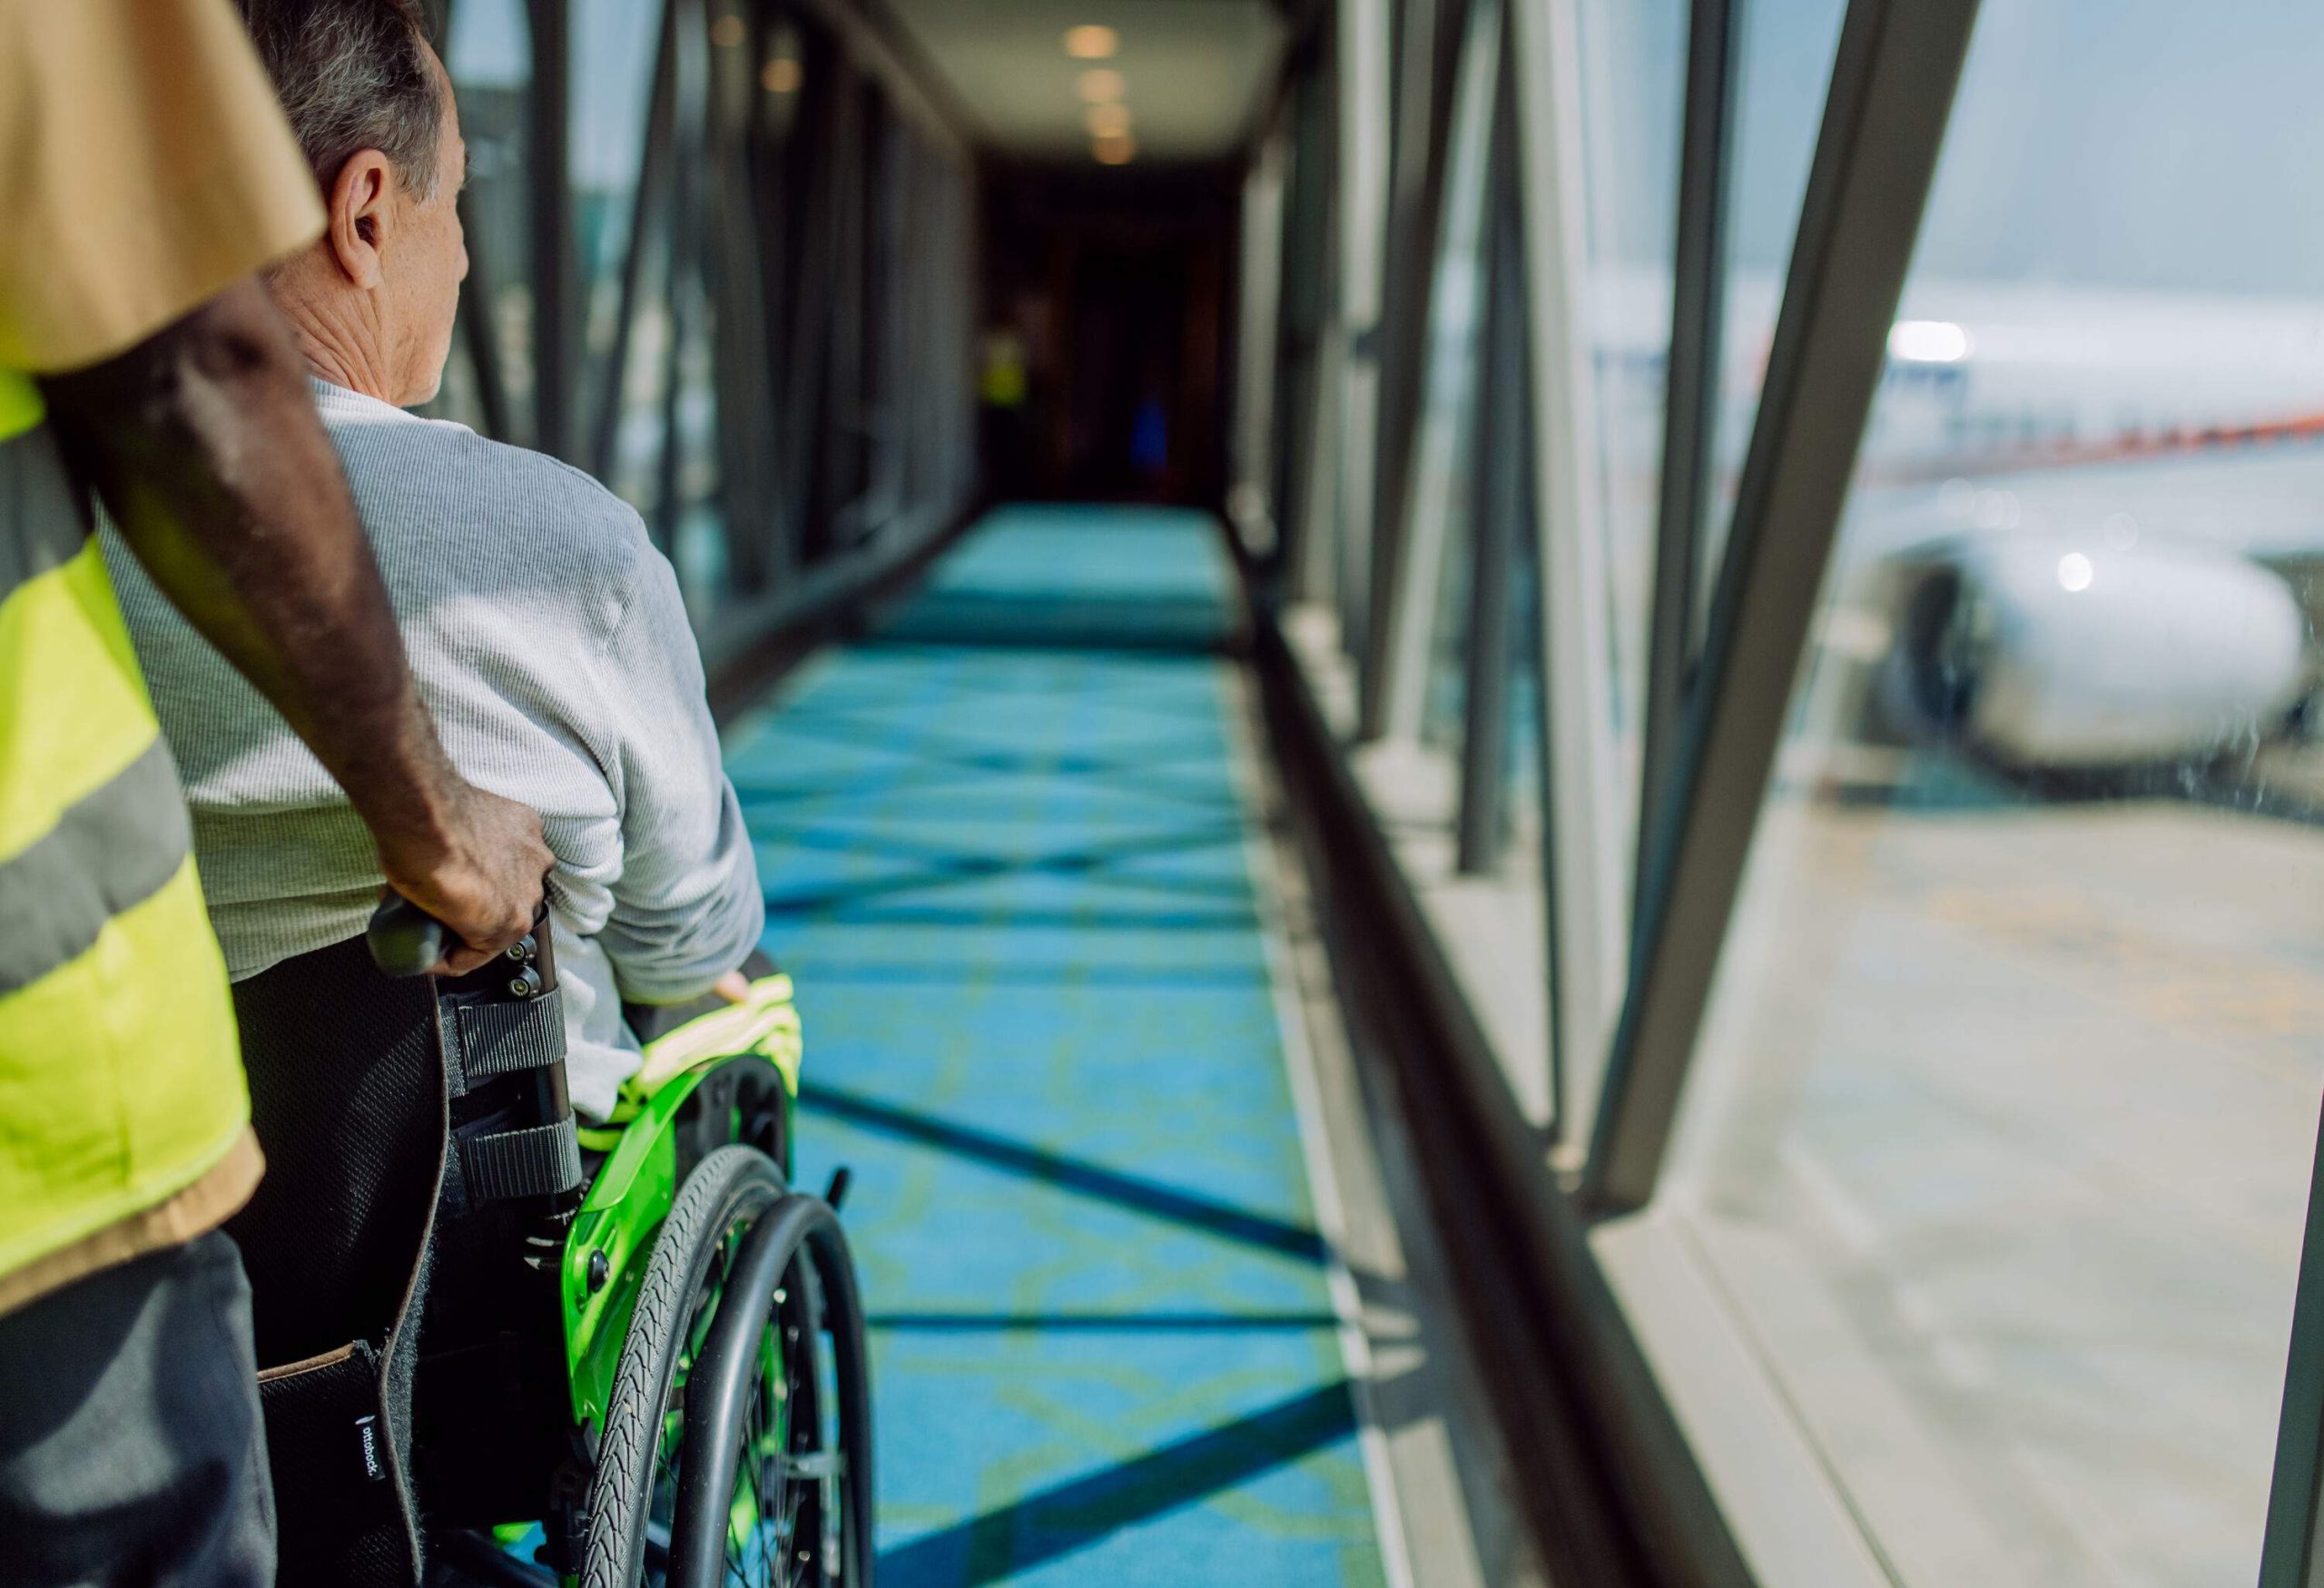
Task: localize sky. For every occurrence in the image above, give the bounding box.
[1586,0,2324,297]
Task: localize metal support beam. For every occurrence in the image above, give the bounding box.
[1509,0,1628,1142]
[862,122,910,532]
[1631,0,1739,943]
[704,0,781,594]
[1358,0,1474,739]
[437,0,517,447]
[589,0,676,484]
[1275,63,1339,610]
[818,74,870,552]
[1232,121,1290,567]
[455,191,517,444]
[1454,40,1527,877]
[1325,0,1392,650]
[778,27,846,564]
[1376,0,1499,745]
[1582,0,1984,1212]
[653,0,706,555]
[525,0,576,462]
[2263,1099,2324,1586]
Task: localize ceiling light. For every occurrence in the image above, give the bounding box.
[1078,67,1125,102]
[709,13,745,48]
[1085,103,1132,138]
[1063,25,1118,59]
[1092,133,1137,165]
[762,56,801,94]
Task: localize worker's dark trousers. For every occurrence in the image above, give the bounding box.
[0,1231,275,1587]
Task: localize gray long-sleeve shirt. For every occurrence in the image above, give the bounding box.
[102,380,763,1118]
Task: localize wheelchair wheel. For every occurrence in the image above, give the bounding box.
[579,1147,872,1588]
[667,1192,872,1587]
[582,1146,782,1585]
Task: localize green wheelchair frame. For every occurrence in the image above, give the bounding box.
[552,975,875,1586]
[234,904,872,1588]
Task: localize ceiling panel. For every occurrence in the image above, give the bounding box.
[885,0,1286,163]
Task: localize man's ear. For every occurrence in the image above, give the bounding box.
[325,151,396,289]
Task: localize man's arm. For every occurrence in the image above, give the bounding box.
[594,536,764,1004]
[41,280,551,974]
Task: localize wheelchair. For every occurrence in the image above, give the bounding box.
[222,899,872,1588]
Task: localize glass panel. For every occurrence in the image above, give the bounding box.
[571,0,662,423]
[1331,0,1394,665]
[1569,0,1684,826]
[597,3,719,618]
[1502,483,1543,839]
[1413,0,1500,751]
[1423,518,1472,751]
[668,123,724,621]
[444,0,536,444]
[1635,3,2324,1583]
[600,173,675,528]
[858,104,901,539]
[707,0,773,594]
[1699,0,1847,593]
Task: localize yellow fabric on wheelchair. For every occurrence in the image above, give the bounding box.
[583,975,801,1149]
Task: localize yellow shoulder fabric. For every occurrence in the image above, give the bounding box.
[633,977,804,1111]
[0,0,325,372]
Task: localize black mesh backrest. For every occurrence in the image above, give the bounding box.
[228,933,447,1368]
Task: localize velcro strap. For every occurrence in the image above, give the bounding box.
[455,990,566,1084]
[460,1119,583,1202]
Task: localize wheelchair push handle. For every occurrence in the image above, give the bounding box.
[367,893,559,984]
[366,893,448,978]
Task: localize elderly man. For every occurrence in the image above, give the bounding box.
[103,0,763,1119]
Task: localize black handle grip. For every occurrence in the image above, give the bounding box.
[367,893,448,978]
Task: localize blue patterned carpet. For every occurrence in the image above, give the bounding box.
[720,506,1387,1586]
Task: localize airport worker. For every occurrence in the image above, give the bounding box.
[0,1,554,1583]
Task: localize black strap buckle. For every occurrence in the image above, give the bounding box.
[452,989,566,1090]
[460,1117,585,1202]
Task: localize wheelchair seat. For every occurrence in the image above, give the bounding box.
[234,917,596,1582]
[229,933,458,1585]
[229,922,872,1588]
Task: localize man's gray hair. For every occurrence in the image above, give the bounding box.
[236,0,447,201]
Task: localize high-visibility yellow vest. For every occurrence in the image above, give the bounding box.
[0,364,249,1284]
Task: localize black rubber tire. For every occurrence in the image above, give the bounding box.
[580,1145,787,1587]
[665,1198,875,1588]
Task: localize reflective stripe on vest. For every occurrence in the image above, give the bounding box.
[0,365,250,1282]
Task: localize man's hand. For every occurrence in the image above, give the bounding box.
[376,781,554,975]
[712,970,753,1003]
[44,280,555,972]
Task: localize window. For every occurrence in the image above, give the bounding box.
[1413,0,1502,753]
[1620,3,2324,1581]
[570,0,663,436]
[1570,0,1685,811]
[1699,0,1846,590]
[441,0,536,443]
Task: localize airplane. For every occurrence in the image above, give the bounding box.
[1584,271,2324,775]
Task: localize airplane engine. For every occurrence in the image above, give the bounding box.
[1876,537,2311,767]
